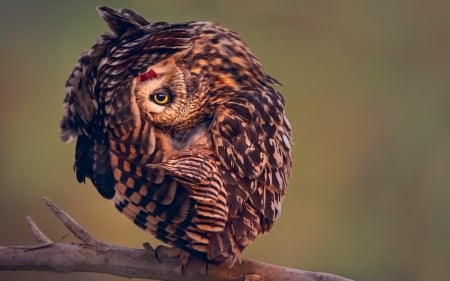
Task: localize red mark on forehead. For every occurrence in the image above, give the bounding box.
[136,69,157,83]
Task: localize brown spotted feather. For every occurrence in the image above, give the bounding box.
[61,6,292,267]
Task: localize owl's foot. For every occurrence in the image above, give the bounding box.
[143,242,184,263]
[155,245,189,264]
[154,245,192,275]
[146,244,209,275]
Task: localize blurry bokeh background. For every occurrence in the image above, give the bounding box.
[0,1,449,281]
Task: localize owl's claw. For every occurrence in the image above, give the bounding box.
[154,245,189,265]
[142,241,155,251]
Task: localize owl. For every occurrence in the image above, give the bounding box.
[60,6,292,267]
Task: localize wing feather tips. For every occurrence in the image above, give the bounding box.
[74,134,92,183]
[60,115,77,143]
[97,6,150,36]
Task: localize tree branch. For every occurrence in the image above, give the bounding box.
[0,197,354,281]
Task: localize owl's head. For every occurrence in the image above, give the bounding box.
[62,6,280,140]
[97,7,279,132]
[132,56,209,131]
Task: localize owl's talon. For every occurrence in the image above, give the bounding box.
[142,242,154,251]
[155,245,189,265]
[154,245,163,263]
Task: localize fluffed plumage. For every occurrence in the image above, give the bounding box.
[61,6,292,267]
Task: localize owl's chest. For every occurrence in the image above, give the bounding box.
[108,120,216,184]
[160,124,214,158]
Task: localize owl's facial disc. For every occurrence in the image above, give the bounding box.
[135,67,174,114]
[134,58,206,132]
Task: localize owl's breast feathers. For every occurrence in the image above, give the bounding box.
[61,6,292,266]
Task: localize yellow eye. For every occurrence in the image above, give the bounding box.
[150,88,172,105]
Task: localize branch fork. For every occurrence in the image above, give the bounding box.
[0,197,354,281]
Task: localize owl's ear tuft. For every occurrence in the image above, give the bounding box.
[97,6,150,36]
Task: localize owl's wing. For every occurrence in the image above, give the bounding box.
[97,6,150,36]
[109,147,229,259]
[211,90,292,224]
[61,31,119,199]
[149,153,226,210]
[62,9,194,199]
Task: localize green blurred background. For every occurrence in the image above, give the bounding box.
[0,1,449,280]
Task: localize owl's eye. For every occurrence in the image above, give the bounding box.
[150,88,172,105]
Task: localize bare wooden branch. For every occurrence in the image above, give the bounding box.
[26,216,53,244]
[0,197,354,281]
[41,196,109,250]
